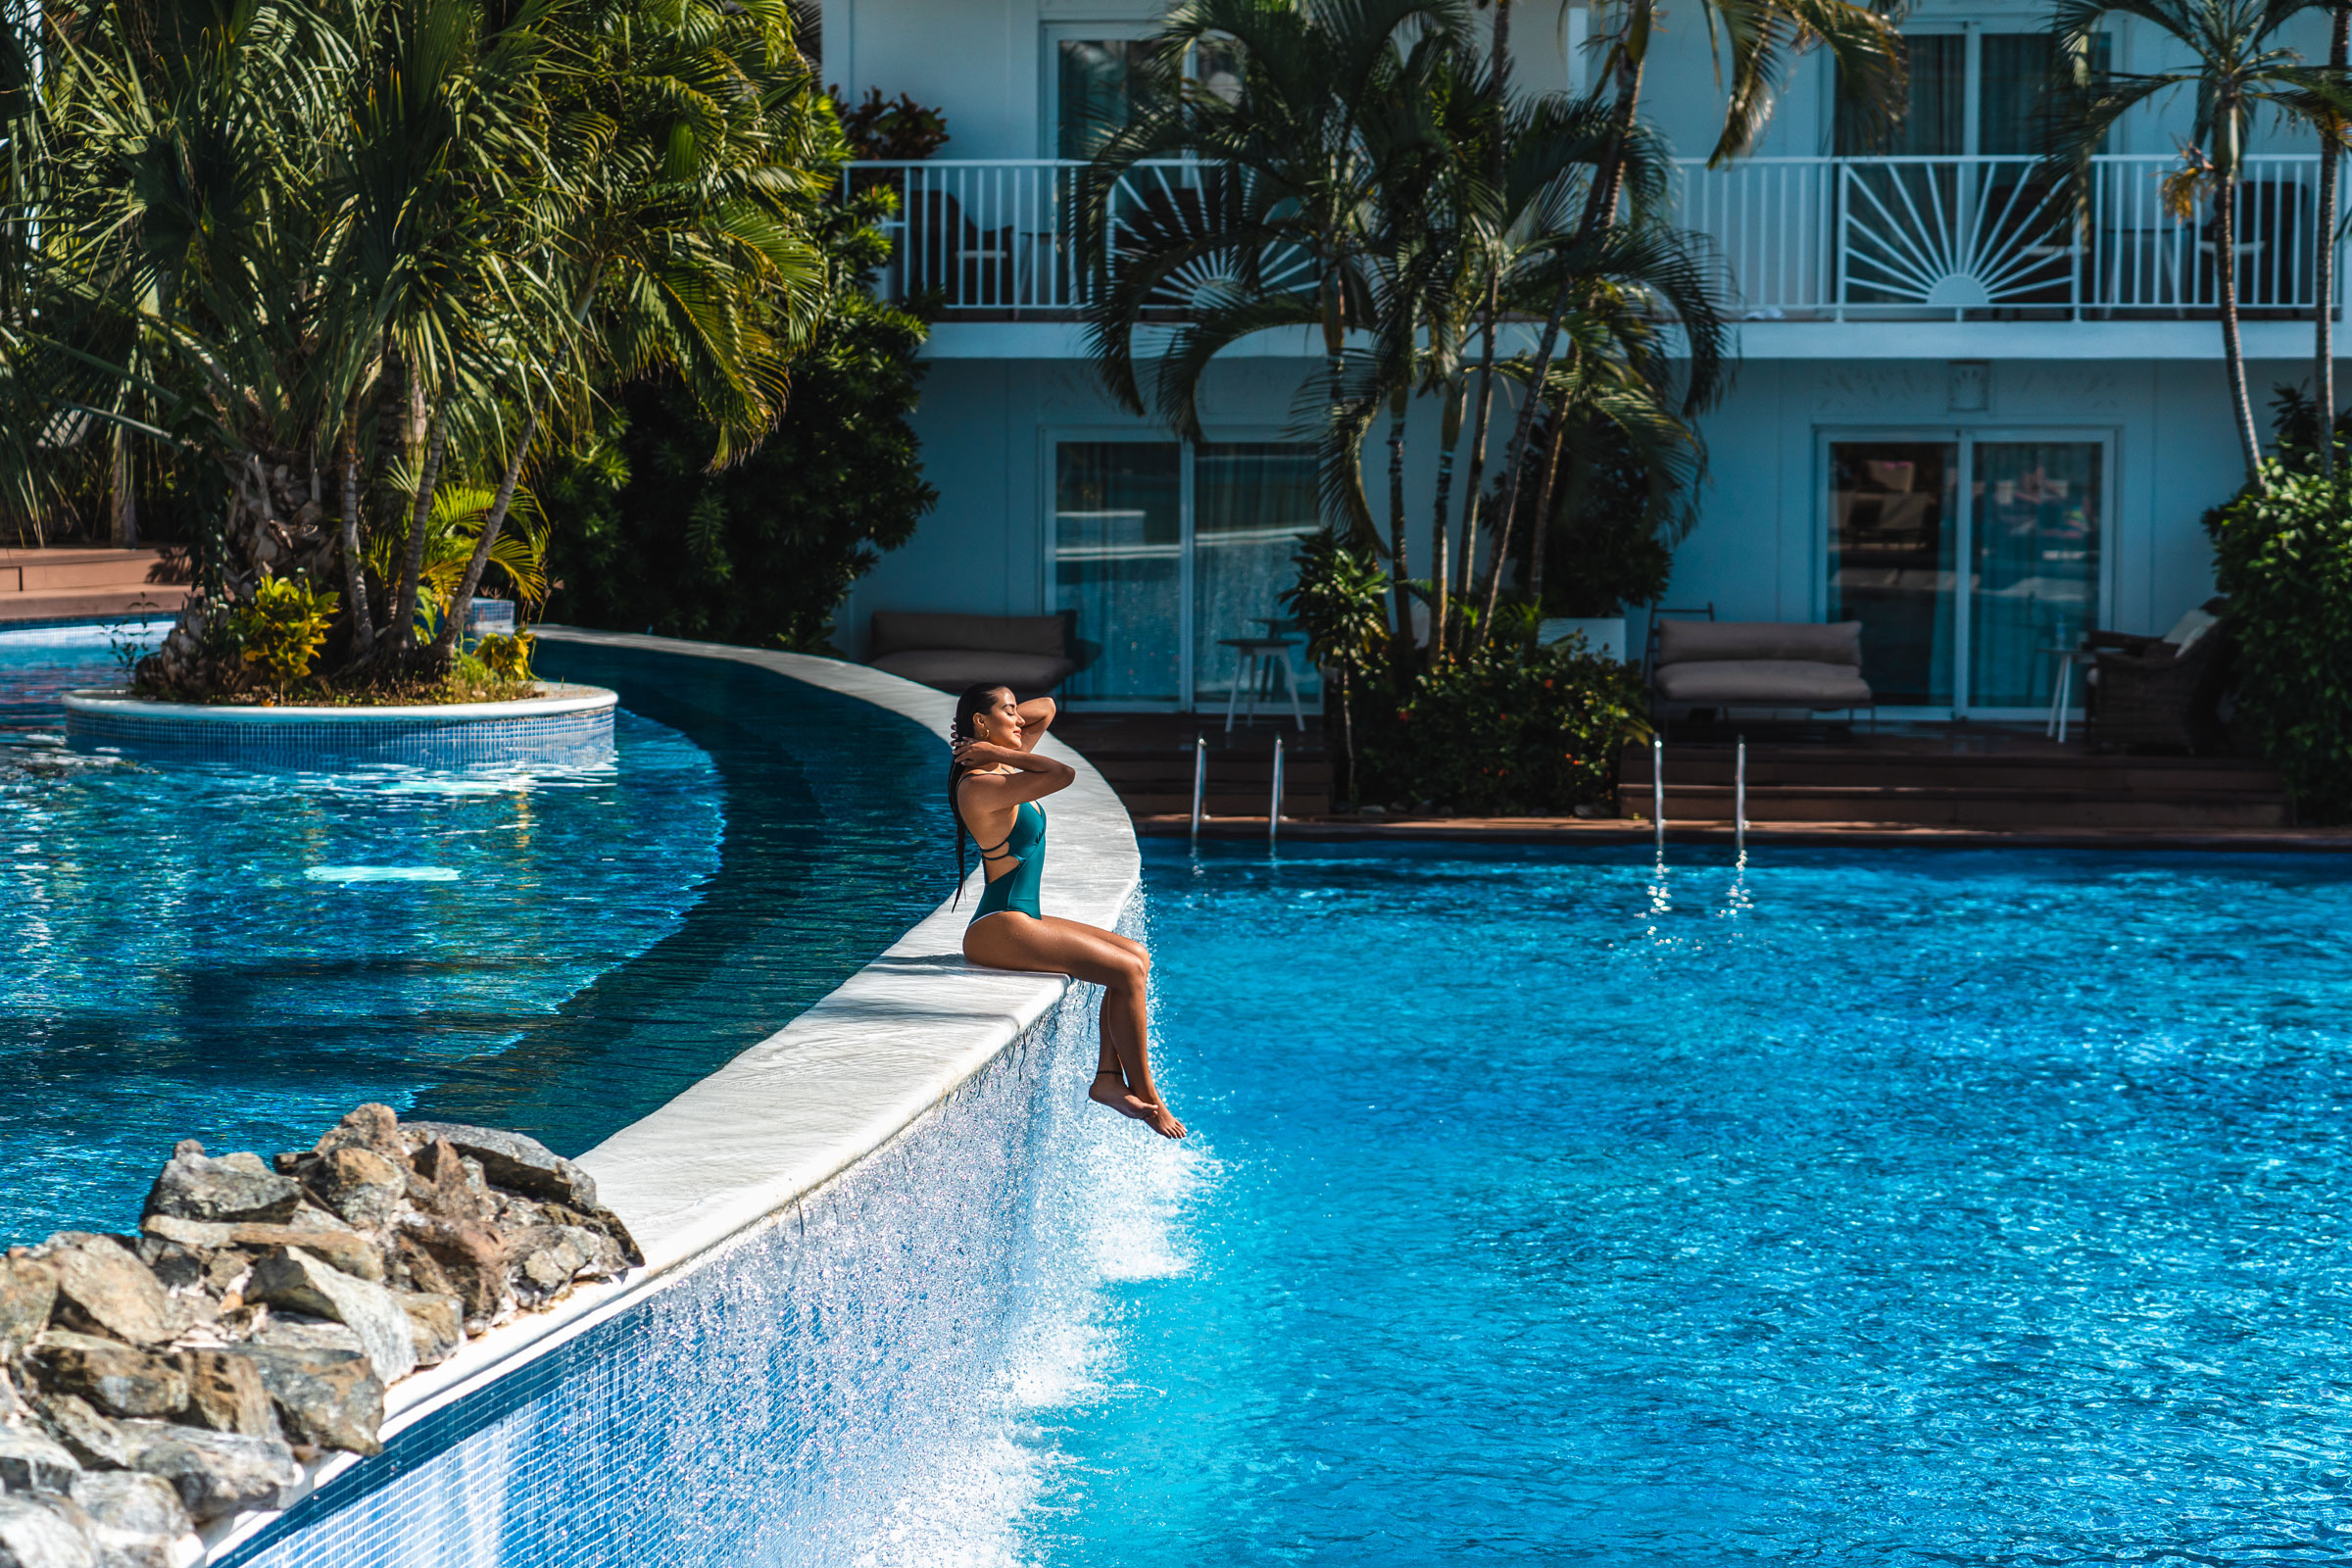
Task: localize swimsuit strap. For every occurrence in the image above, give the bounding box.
[963,781,1026,860]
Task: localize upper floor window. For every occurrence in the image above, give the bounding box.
[1838,30,2092,157]
[1050,29,1247,160]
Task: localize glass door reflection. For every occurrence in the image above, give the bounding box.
[1829,440,1959,705]
[1969,442,2100,707]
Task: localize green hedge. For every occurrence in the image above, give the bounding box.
[2207,463,2352,822]
[1351,641,1650,815]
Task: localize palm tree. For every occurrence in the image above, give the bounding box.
[2049,0,2347,490]
[423,0,835,667]
[1080,0,1467,442]
[17,0,840,694]
[1485,0,1906,542]
[26,0,561,691]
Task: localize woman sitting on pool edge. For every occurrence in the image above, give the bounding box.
[950,682,1185,1140]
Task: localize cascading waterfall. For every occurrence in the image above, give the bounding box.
[222,910,1200,1568]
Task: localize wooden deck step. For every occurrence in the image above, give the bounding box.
[0,549,190,621]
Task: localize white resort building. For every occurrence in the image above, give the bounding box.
[826,0,2331,721]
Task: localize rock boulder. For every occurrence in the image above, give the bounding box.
[68,1473,195,1568]
[0,1260,59,1358]
[400,1123,602,1212]
[178,1350,277,1441]
[141,1152,301,1229]
[0,1432,79,1497]
[25,1338,186,1422]
[303,1149,406,1231]
[244,1250,415,1384]
[221,1347,383,1457]
[0,1494,97,1568]
[41,1241,171,1349]
[117,1423,300,1523]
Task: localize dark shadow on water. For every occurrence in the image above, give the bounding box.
[403,644,956,1156]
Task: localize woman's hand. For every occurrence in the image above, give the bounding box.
[954,737,1023,769]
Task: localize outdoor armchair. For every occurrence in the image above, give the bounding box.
[2084,596,2231,754]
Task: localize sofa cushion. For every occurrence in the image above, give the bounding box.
[1656,618,1864,667]
[871,649,1076,696]
[2158,603,2221,656]
[1653,659,1874,707]
[869,611,1067,661]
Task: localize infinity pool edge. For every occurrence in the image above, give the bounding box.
[196,628,1141,1564]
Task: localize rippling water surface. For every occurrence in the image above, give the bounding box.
[0,628,949,1247]
[1021,841,2352,1567]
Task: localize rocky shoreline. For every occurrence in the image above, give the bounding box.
[0,1105,639,1567]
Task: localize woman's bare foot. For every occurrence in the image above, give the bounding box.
[1090,1070,1157,1123]
[1090,1071,1185,1137]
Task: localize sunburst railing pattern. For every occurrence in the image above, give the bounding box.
[847,154,2342,322]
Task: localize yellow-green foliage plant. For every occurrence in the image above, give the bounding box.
[233,575,340,696]
[473,632,536,683]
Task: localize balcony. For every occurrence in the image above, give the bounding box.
[847,154,2343,326]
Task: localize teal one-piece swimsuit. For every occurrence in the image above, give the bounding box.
[970,799,1047,923]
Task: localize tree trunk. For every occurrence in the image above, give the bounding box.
[434,270,606,664]
[387,409,450,656]
[1429,384,1464,657]
[338,430,374,660]
[428,388,546,664]
[2216,177,2267,489]
[108,423,137,548]
[1454,304,1502,642]
[1490,42,1645,550]
[1337,664,1356,808]
[1388,394,1412,645]
[2320,0,2348,476]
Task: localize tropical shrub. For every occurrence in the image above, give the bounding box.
[835,88,951,159]
[2206,462,2352,821]
[232,576,339,694]
[1280,531,1390,804]
[1352,639,1650,816]
[473,632,536,683]
[543,199,934,652]
[12,0,841,699]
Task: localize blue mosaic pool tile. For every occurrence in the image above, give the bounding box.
[65,706,614,769]
[218,985,1102,1568]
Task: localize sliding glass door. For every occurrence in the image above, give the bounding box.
[1828,432,2105,714]
[1053,439,1323,709]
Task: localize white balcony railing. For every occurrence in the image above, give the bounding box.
[846,154,2344,321]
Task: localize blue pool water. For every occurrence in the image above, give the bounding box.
[0,628,950,1247]
[1022,841,2352,1566]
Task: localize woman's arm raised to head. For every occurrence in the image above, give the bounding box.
[954,740,1075,806]
[1012,696,1056,754]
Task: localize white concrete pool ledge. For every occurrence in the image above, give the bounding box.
[200,627,1140,1562]
[61,683,618,723]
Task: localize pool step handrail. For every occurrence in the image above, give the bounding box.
[1736,737,1747,858]
[1651,735,1665,858]
[1191,734,1206,840]
[1270,734,1284,845]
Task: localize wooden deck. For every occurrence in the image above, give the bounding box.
[0,547,189,622]
[1050,710,2327,847]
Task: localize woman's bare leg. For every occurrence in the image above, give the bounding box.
[964,912,1183,1139]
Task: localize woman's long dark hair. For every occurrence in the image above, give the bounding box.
[948,683,1011,906]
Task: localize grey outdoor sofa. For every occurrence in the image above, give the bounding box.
[1650,618,1876,723]
[865,610,1096,699]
